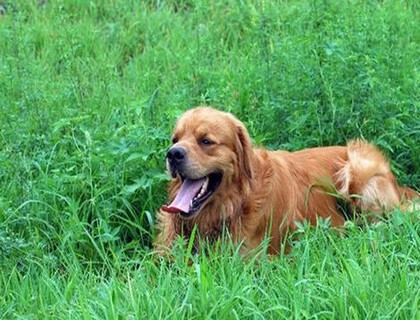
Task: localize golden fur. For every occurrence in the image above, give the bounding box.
[155,107,418,254]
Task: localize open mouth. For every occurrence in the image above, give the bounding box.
[161,172,222,218]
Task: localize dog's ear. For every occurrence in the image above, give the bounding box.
[235,121,253,179]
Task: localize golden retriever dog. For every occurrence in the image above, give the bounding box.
[155,107,418,254]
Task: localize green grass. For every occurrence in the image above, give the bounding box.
[0,0,419,318]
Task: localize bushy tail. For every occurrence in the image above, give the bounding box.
[336,140,418,214]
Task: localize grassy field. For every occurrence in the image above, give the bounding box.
[1,0,419,318]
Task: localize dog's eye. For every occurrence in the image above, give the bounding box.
[200,138,213,146]
[172,137,179,144]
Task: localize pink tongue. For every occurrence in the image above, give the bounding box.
[162,177,206,214]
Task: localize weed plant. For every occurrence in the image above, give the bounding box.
[0,0,419,318]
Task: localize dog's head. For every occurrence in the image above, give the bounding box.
[161,107,253,218]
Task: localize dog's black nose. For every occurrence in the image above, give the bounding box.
[167,146,186,163]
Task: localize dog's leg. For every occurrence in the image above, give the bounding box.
[154,212,178,254]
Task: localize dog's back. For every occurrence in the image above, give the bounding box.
[243,141,418,253]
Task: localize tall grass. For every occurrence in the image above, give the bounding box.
[0,0,419,318]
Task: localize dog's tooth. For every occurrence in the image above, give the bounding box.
[201,178,209,194]
[194,178,209,201]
